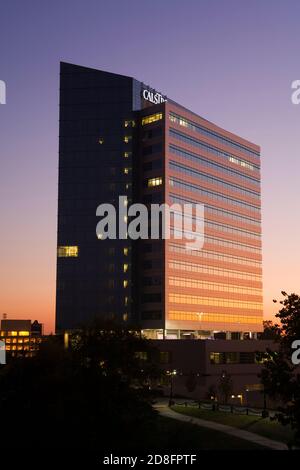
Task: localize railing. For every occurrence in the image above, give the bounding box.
[174,400,272,418]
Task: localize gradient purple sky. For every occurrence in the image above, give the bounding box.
[1,0,299,333]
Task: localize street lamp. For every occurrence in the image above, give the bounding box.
[168,369,177,406]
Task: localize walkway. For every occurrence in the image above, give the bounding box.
[154,403,287,450]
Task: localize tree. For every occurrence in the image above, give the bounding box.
[185,371,197,393]
[0,321,161,450]
[259,320,281,340]
[260,292,300,448]
[218,371,233,404]
[206,384,217,401]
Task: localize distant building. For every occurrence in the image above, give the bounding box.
[0,319,43,358]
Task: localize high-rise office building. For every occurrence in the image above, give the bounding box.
[56,62,263,338]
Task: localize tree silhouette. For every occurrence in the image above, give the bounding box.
[0,321,161,450]
[218,371,233,404]
[260,292,300,448]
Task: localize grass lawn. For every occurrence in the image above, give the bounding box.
[172,405,293,444]
[151,416,267,450]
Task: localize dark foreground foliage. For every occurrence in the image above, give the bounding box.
[0,323,160,450]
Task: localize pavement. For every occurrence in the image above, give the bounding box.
[154,402,288,450]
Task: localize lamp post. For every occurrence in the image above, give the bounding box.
[168,369,177,406]
[262,385,268,418]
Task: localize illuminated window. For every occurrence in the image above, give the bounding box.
[8,331,18,337]
[123,313,128,322]
[141,113,163,126]
[210,353,224,364]
[124,296,129,306]
[135,351,148,361]
[123,247,129,256]
[123,264,129,273]
[58,246,79,257]
[123,280,128,288]
[124,120,136,128]
[124,136,132,143]
[124,151,131,158]
[98,138,104,144]
[124,167,129,175]
[147,177,163,188]
[19,331,30,336]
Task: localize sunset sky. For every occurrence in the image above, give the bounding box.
[1,0,300,333]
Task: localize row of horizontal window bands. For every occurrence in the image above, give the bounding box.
[170,210,261,240]
[171,233,262,254]
[169,194,261,228]
[169,128,260,172]
[169,144,260,189]
[168,294,262,311]
[167,288,263,305]
[168,311,262,325]
[169,253,262,276]
[171,227,261,252]
[170,218,261,246]
[169,178,261,215]
[143,192,261,232]
[169,161,260,201]
[209,351,261,365]
[169,112,260,160]
[168,276,262,297]
[168,250,262,273]
[167,253,262,283]
[169,163,260,206]
[168,243,262,268]
[142,259,262,284]
[125,206,261,240]
[168,260,262,282]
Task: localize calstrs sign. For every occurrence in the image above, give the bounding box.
[142,87,167,105]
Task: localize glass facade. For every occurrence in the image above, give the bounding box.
[56,63,263,336]
[166,103,263,334]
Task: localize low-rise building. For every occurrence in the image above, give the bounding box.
[151,339,277,407]
[0,319,43,359]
